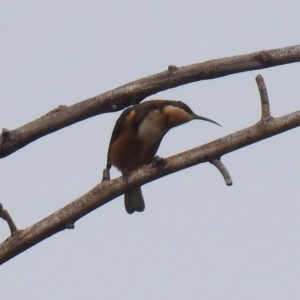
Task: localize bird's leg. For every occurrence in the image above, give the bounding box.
[102,167,111,181]
[151,155,165,168]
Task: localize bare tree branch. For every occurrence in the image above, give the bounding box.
[1,106,300,264]
[0,44,300,159]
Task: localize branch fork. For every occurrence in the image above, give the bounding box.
[208,75,275,187]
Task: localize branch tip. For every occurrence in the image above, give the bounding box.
[0,128,10,148]
[255,75,272,121]
[2,128,9,137]
[0,203,19,236]
[209,158,233,186]
[168,65,178,72]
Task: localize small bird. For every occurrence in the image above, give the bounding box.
[106,100,220,214]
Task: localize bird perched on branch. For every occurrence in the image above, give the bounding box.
[105,100,220,214]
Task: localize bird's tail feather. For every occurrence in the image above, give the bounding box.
[124,186,145,214]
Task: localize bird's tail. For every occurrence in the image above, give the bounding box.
[124,186,145,214]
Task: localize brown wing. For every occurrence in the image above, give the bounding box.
[107,101,159,151]
[106,106,134,169]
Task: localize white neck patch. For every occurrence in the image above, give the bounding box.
[138,110,167,143]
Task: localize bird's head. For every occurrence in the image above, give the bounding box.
[163,100,221,128]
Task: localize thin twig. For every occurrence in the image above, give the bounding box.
[256,75,272,121]
[209,158,233,186]
[0,203,18,236]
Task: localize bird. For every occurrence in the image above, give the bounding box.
[106,100,220,214]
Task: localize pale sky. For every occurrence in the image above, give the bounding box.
[1,1,300,299]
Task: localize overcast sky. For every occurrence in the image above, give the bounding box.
[1,1,300,299]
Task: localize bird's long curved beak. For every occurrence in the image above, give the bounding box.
[193,114,222,127]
